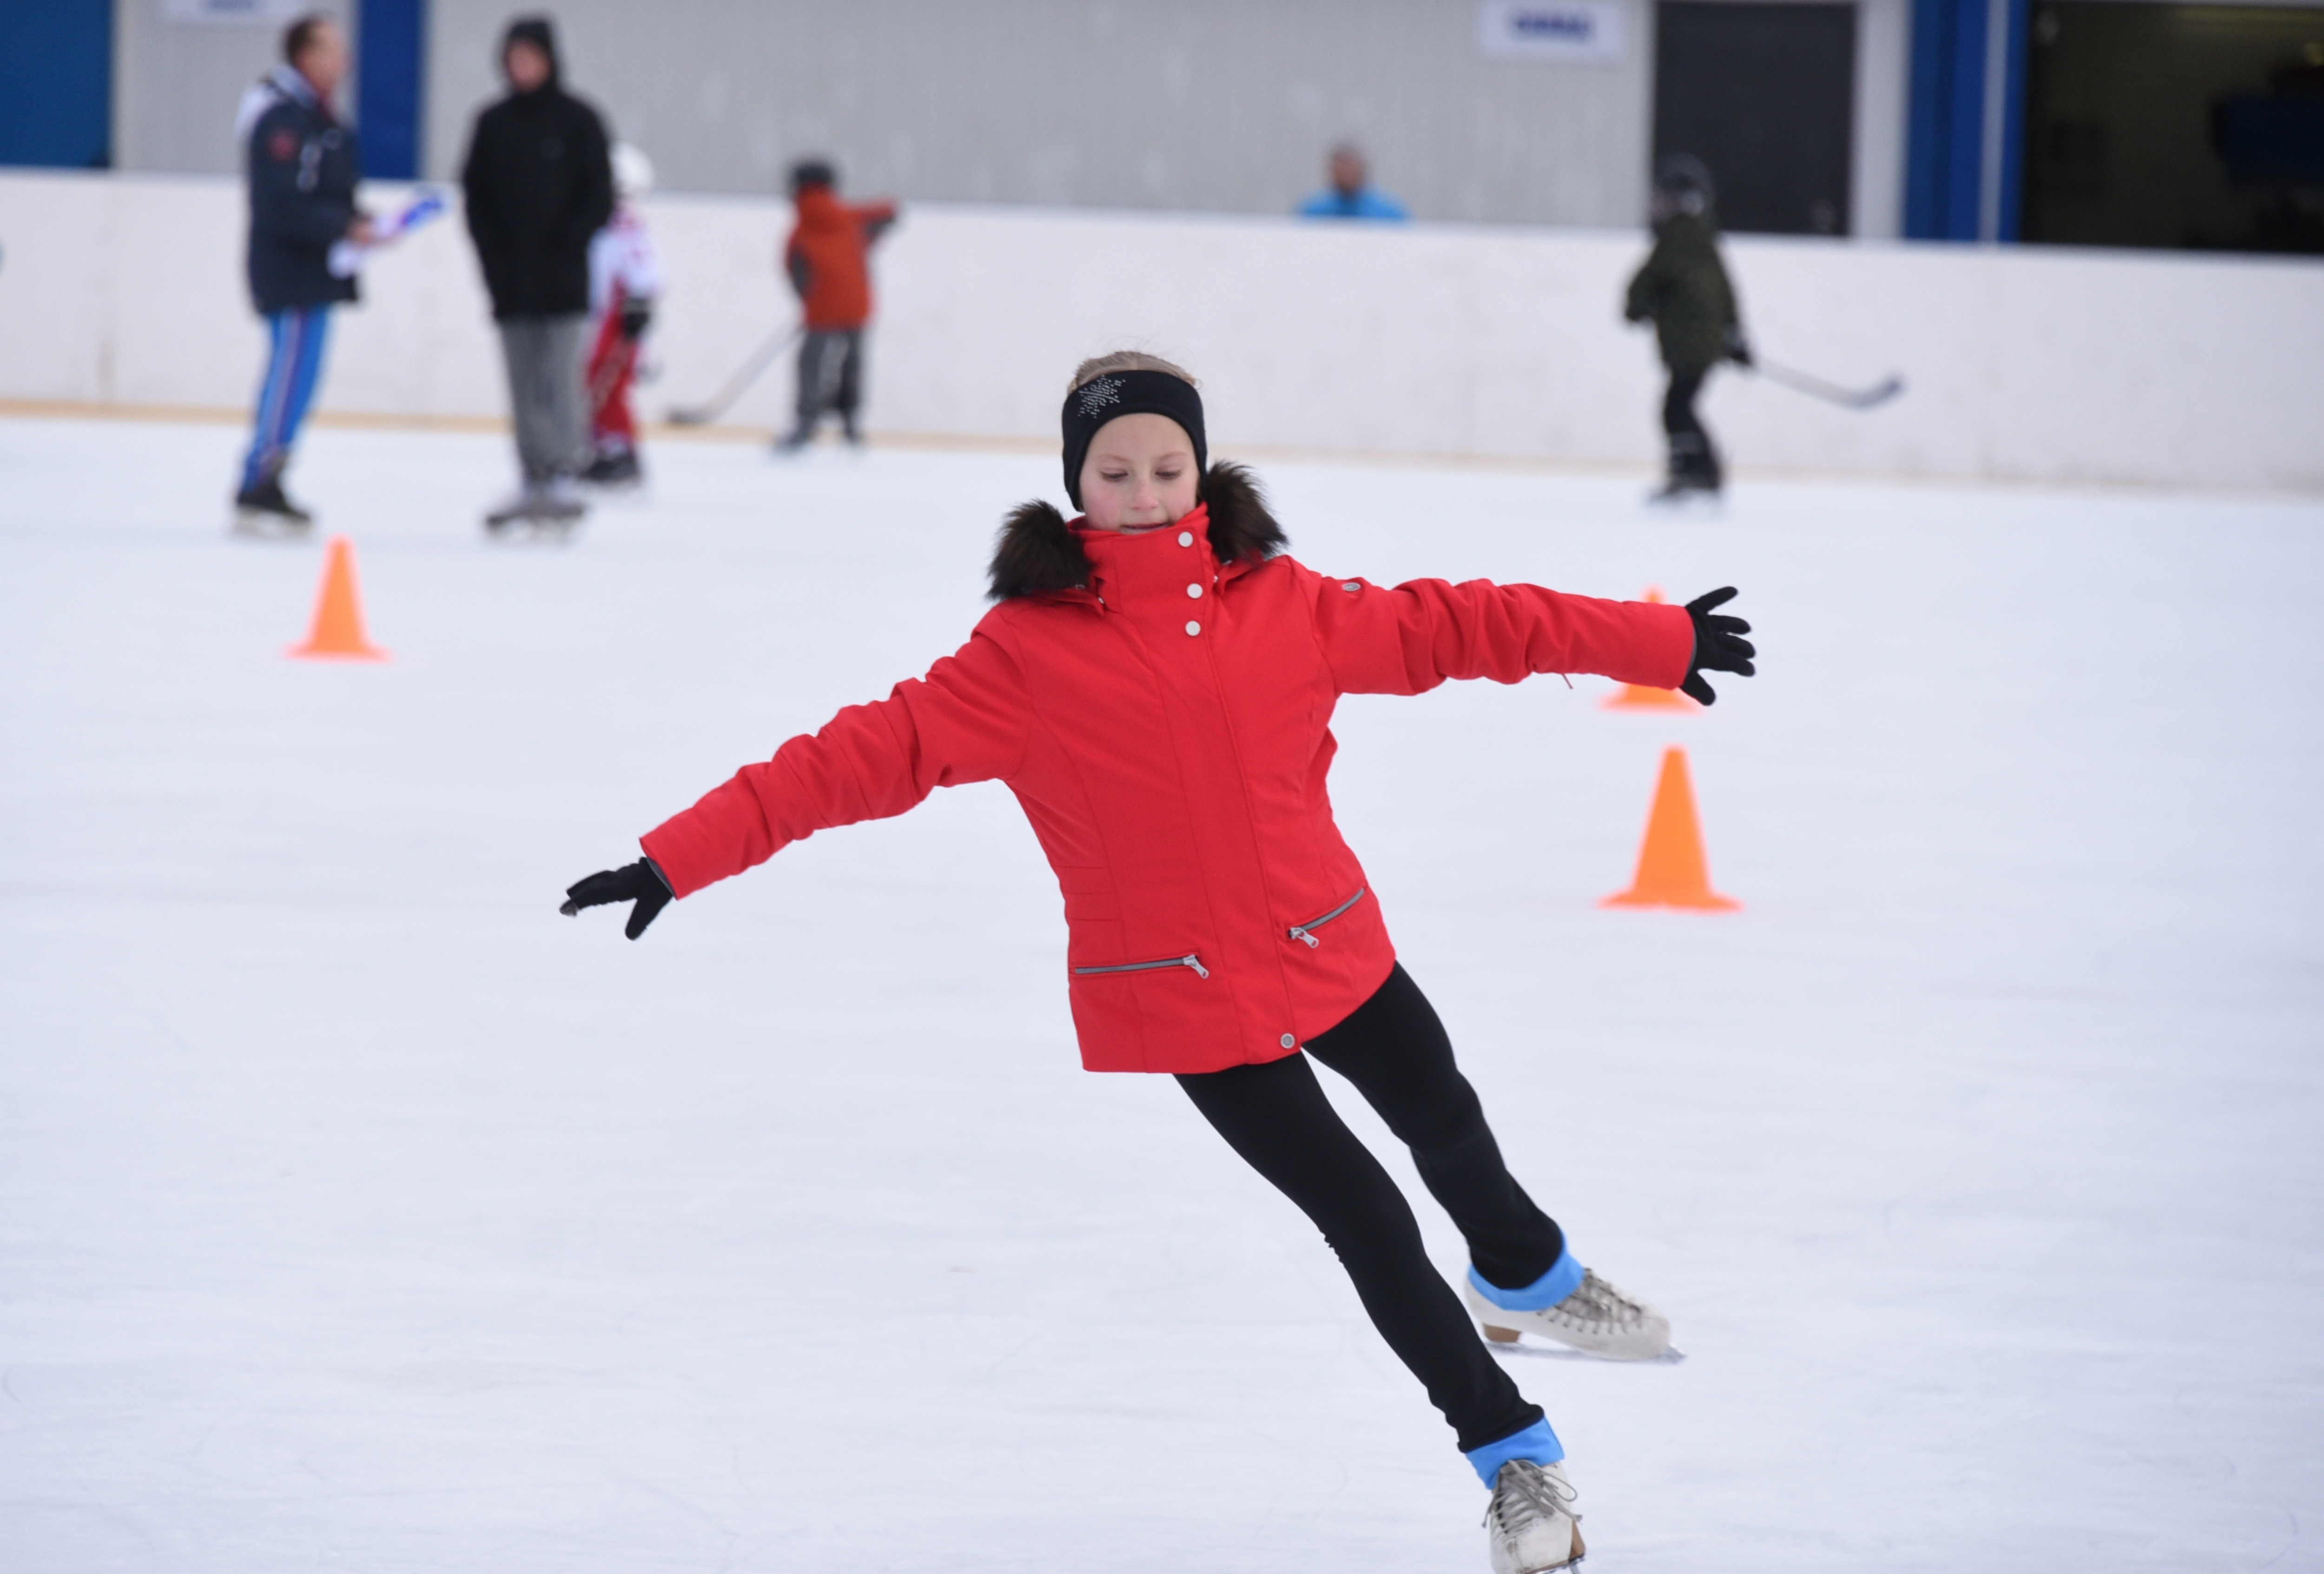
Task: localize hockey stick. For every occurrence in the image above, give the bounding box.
[664,325,801,426]
[1748,360,1905,410]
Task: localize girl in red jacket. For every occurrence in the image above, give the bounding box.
[563,352,1755,1573]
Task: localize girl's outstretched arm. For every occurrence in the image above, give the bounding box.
[1306,566,1703,697]
[569,630,1030,932]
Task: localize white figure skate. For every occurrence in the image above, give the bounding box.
[1468,1267,1672,1361]
[1485,1458,1585,1573]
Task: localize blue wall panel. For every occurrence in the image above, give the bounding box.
[1907,0,2032,241]
[0,0,114,169]
[358,0,427,180]
[1907,0,1981,238]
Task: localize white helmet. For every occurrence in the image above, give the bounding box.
[611,142,655,200]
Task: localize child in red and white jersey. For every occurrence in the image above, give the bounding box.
[581,142,664,487]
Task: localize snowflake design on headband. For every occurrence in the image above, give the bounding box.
[1076,376,1124,418]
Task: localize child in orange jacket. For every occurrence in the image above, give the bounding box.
[775,158,897,451]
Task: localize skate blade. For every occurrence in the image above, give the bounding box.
[1484,1330,1686,1364]
[230,510,312,540]
[484,510,585,540]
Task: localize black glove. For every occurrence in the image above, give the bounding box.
[561,858,672,940]
[1680,587,1755,706]
[618,300,653,341]
[1725,328,1754,367]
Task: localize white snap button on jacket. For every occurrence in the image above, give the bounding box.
[1187,583,1203,598]
[1342,581,1362,592]
[1280,1033,1297,1049]
[1185,620,1201,636]
[1178,531,1194,547]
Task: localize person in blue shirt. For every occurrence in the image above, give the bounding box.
[1297,143,1410,222]
[233,13,367,532]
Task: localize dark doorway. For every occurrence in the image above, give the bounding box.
[1653,1,1858,234]
[2022,2,2324,254]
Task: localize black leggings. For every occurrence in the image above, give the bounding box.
[1176,963,1562,1452]
[1661,362,1722,486]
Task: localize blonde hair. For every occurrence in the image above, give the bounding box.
[1067,350,1198,394]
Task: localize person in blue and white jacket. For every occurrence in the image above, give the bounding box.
[1296,143,1411,222]
[232,12,368,531]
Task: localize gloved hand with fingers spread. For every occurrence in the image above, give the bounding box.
[1680,586,1756,705]
[561,858,673,940]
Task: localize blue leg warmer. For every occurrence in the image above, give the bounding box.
[1465,1416,1564,1485]
[1469,1245,1585,1311]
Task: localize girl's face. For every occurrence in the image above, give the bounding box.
[1079,414,1199,532]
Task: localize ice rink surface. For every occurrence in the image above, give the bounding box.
[2,415,2319,1573]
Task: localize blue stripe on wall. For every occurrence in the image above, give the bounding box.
[1906,0,1979,238]
[0,0,112,169]
[1995,0,2031,240]
[1906,0,2030,241]
[357,0,427,180]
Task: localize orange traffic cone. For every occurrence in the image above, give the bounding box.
[1601,746,1738,911]
[288,535,388,661]
[1603,587,1697,711]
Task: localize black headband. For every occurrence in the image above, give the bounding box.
[1061,370,1207,510]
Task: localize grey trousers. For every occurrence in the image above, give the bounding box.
[497,315,590,484]
[791,328,865,439]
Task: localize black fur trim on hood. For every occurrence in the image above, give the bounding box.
[986,461,1288,601]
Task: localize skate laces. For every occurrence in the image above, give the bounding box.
[1561,1270,1645,1329]
[1486,1460,1578,1535]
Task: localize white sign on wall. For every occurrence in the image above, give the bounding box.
[1477,0,1630,63]
[163,0,310,24]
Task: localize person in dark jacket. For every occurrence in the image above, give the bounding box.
[775,159,897,451]
[460,15,614,528]
[233,13,368,531]
[1623,156,1751,501]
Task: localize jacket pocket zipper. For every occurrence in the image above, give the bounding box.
[1074,954,1210,980]
[1287,887,1367,949]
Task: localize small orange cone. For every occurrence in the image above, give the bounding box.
[1603,587,1697,711]
[1601,746,1739,911]
[288,535,388,661]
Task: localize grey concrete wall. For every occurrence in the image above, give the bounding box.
[112,0,359,178]
[422,0,1659,226]
[106,0,1907,235]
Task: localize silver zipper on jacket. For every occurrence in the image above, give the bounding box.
[1073,954,1210,980]
[1287,887,1367,948]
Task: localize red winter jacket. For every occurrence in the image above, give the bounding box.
[641,466,1695,1074]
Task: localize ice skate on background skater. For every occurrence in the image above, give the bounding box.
[564,353,1756,1571]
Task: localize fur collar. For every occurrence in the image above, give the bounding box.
[987,461,1287,600]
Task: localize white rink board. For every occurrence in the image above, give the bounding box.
[1,419,2320,1572]
[1,169,2321,490]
